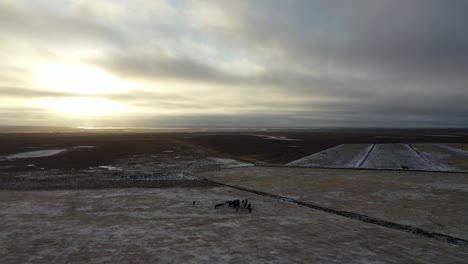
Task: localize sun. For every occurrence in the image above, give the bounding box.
[34,62,131,95]
[38,97,127,116]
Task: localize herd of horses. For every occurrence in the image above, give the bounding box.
[214,199,252,213]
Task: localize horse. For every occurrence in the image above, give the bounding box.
[214,202,226,209]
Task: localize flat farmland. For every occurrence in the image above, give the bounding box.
[1,130,468,263]
[177,128,468,164]
[413,144,468,171]
[201,166,468,240]
[361,144,432,170]
[1,187,467,263]
[287,143,468,172]
[288,144,372,168]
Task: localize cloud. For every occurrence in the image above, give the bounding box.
[0,0,467,127]
[0,86,75,98]
[0,1,122,46]
[96,51,243,84]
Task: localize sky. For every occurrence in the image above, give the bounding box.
[1,0,467,128]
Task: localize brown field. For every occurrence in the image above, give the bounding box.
[2,187,467,264]
[1,129,468,263]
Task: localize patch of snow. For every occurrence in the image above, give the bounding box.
[163,150,174,153]
[256,135,301,141]
[429,135,462,138]
[0,149,68,161]
[98,166,123,171]
[374,136,415,139]
[73,145,96,149]
[209,158,253,168]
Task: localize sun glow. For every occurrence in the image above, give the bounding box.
[34,62,131,95]
[38,97,127,116]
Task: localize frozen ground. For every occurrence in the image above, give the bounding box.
[201,166,468,240]
[0,149,68,161]
[361,144,432,170]
[1,187,467,263]
[411,144,468,172]
[0,144,253,190]
[208,158,254,168]
[287,143,468,172]
[0,145,97,161]
[287,144,373,168]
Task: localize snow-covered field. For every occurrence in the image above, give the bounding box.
[1,187,466,263]
[287,143,468,172]
[360,144,433,170]
[287,144,373,168]
[411,144,468,172]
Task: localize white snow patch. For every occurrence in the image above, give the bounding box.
[0,149,68,161]
[374,136,415,139]
[163,150,174,153]
[429,135,462,138]
[209,158,253,168]
[72,145,96,149]
[98,166,123,171]
[256,135,301,141]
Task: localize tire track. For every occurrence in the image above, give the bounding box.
[357,144,375,167]
[202,177,468,248]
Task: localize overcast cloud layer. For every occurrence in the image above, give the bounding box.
[1,0,467,128]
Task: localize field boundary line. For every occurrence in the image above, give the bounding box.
[254,164,468,174]
[357,144,375,167]
[407,144,435,168]
[201,177,468,248]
